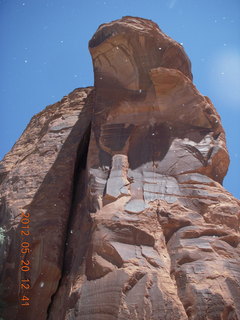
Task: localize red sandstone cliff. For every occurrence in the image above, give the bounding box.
[0,17,240,320]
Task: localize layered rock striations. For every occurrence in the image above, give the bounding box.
[0,17,240,320]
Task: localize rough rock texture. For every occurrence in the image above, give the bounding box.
[0,16,240,320]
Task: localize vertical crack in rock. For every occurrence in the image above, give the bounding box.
[46,122,92,318]
[0,87,94,319]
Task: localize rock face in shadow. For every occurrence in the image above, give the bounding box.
[0,16,240,320]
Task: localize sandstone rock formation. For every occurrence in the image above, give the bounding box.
[0,16,240,320]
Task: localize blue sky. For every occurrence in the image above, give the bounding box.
[0,0,239,199]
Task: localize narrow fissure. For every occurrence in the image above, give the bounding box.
[46,121,92,319]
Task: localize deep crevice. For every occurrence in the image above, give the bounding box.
[46,121,92,319]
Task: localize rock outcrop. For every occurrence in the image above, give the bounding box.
[0,16,240,320]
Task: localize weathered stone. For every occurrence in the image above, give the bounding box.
[0,16,239,320]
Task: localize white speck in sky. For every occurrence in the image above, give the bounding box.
[223,43,227,47]
[222,16,226,20]
[214,19,217,23]
[40,282,44,288]
[24,59,28,64]
[180,42,183,46]
[220,72,225,75]
[22,2,26,6]
[74,74,78,78]
[60,40,64,44]
[168,0,177,9]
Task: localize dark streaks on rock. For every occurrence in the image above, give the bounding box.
[0,16,239,320]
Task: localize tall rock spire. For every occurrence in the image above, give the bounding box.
[0,17,239,320]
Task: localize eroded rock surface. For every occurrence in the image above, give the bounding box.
[0,16,240,320]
